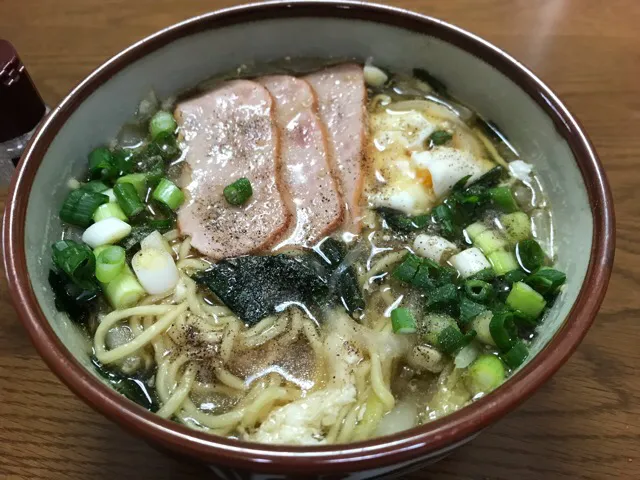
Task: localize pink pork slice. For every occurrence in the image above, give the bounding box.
[175,79,291,260]
[258,75,344,249]
[304,64,367,233]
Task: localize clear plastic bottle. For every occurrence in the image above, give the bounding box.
[0,39,47,185]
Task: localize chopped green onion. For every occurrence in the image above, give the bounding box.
[140,230,173,255]
[438,326,476,354]
[51,240,97,289]
[114,182,144,217]
[223,177,253,205]
[149,111,177,139]
[474,229,508,255]
[504,269,527,284]
[144,159,165,188]
[488,187,519,212]
[112,148,136,175]
[116,173,148,199]
[81,180,109,193]
[525,267,566,295]
[103,188,117,203]
[465,222,487,241]
[93,203,128,222]
[465,354,506,396]
[146,131,181,161]
[95,246,126,283]
[487,250,519,275]
[429,130,453,146]
[103,266,146,309]
[82,218,132,248]
[392,253,421,283]
[516,239,545,273]
[506,282,546,320]
[411,263,435,290]
[512,309,539,329]
[489,310,517,351]
[468,268,496,282]
[88,147,117,181]
[473,166,504,188]
[147,218,175,233]
[432,204,456,239]
[423,313,458,345]
[390,307,417,334]
[152,178,184,210]
[425,283,458,311]
[60,189,109,227]
[471,311,495,346]
[500,212,531,244]
[377,208,429,232]
[464,279,494,303]
[408,258,439,289]
[459,295,487,325]
[501,340,529,369]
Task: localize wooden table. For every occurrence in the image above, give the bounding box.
[0,0,637,478]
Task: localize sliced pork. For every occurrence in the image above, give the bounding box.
[258,75,343,249]
[175,80,291,260]
[305,64,367,233]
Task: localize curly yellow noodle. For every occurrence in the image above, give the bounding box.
[157,366,196,419]
[178,236,192,260]
[162,229,180,241]
[215,367,246,391]
[473,127,509,168]
[336,403,360,443]
[369,350,395,412]
[240,387,289,429]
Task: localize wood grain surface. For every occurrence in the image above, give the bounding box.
[0,1,637,479]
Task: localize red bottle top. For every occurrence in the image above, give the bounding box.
[0,39,46,143]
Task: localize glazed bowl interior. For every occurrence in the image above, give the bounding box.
[6,1,612,473]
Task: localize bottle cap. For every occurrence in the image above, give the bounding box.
[0,39,46,143]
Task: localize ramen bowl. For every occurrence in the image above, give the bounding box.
[3,1,614,478]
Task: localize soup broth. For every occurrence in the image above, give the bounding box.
[49,60,564,445]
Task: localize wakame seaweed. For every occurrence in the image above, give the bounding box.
[194,254,330,325]
[48,269,99,324]
[316,238,365,315]
[377,207,430,233]
[91,357,159,412]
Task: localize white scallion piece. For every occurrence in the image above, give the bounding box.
[103,188,118,203]
[413,234,458,263]
[454,341,480,369]
[364,64,388,87]
[448,247,491,278]
[141,230,174,256]
[132,248,179,295]
[82,218,131,248]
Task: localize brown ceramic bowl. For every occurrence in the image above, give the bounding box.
[3,1,614,478]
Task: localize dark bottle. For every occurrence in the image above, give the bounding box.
[0,39,47,185]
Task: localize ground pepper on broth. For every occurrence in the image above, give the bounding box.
[47,60,565,445]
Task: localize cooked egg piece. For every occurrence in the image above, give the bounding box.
[412,146,495,199]
[365,99,495,216]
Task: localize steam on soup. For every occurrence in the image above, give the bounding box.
[48,61,566,445]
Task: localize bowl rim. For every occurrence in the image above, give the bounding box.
[3,0,615,473]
